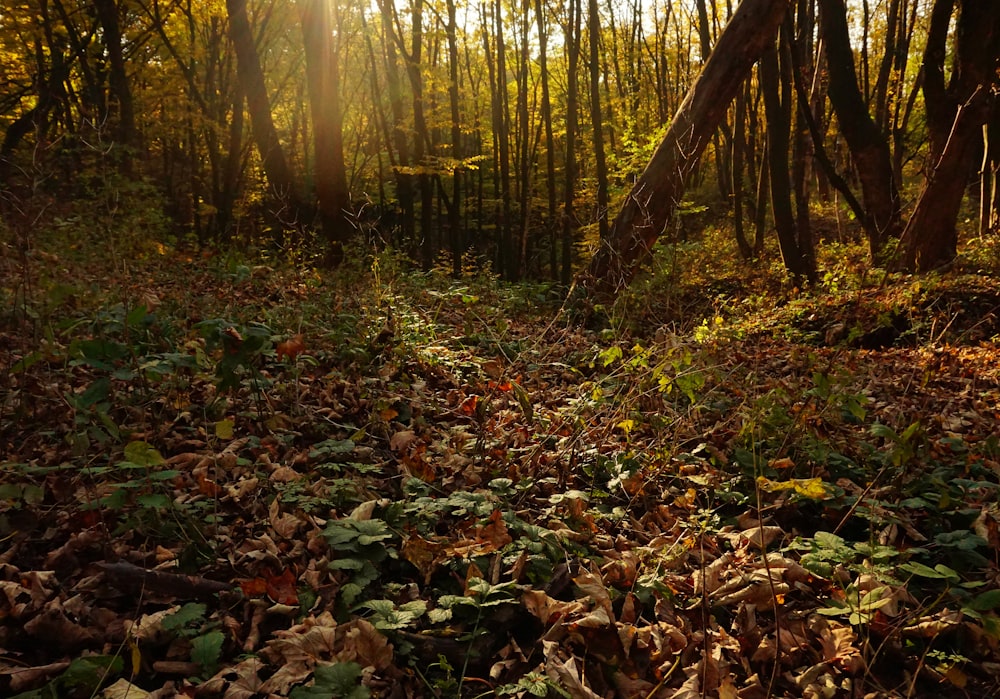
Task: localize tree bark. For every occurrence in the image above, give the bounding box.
[577,0,791,301]
[562,0,583,285]
[818,0,901,260]
[300,0,352,266]
[226,0,301,210]
[93,0,135,159]
[536,0,558,279]
[899,0,1000,271]
[588,0,610,242]
[761,33,811,281]
[446,0,464,276]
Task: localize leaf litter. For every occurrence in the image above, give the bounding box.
[2,252,1000,698]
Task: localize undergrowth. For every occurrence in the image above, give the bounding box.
[2,198,1000,698]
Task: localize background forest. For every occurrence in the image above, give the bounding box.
[4,1,1000,698]
[3,0,998,281]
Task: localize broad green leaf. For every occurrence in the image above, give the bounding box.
[899,561,960,581]
[969,589,1000,612]
[162,603,207,631]
[191,630,224,675]
[290,662,370,699]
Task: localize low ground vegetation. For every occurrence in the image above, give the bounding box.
[3,206,1000,698]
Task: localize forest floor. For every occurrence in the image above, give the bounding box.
[3,228,1000,699]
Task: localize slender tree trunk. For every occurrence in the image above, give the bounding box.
[761,36,810,281]
[226,0,301,211]
[517,0,532,277]
[982,109,1000,237]
[377,0,414,247]
[536,0,558,279]
[93,0,135,162]
[818,0,901,260]
[494,0,515,279]
[732,81,753,259]
[587,0,610,242]
[754,140,770,254]
[789,7,816,276]
[562,0,583,285]
[576,0,792,301]
[301,0,352,266]
[446,0,464,276]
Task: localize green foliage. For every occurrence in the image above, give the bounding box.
[290,662,370,699]
[9,655,124,699]
[324,518,398,606]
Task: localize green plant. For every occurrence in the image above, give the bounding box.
[323,518,398,606]
[290,661,370,699]
[162,603,225,678]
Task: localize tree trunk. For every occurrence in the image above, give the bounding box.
[562,0,583,285]
[587,0,610,243]
[226,0,301,210]
[536,0,558,279]
[493,0,515,278]
[899,0,1000,271]
[577,0,791,301]
[732,81,753,259]
[93,0,135,156]
[982,109,1000,237]
[446,0,464,276]
[300,0,352,266]
[761,35,810,281]
[818,0,901,260]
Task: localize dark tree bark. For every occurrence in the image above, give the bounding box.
[577,0,791,301]
[761,33,812,281]
[491,0,515,278]
[732,80,753,259]
[93,0,135,157]
[899,0,1000,271]
[587,0,610,243]
[516,0,532,277]
[562,0,583,285]
[446,0,464,276]
[226,0,301,210]
[818,0,902,260]
[789,8,816,278]
[536,0,558,279]
[982,107,1000,237]
[376,0,415,246]
[301,0,352,266]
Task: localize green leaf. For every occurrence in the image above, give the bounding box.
[10,351,43,374]
[191,630,225,676]
[899,561,960,581]
[162,603,208,631]
[969,590,1000,612]
[126,304,150,327]
[511,381,534,424]
[78,377,112,408]
[870,423,898,441]
[290,662,370,699]
[124,441,165,467]
[136,493,171,509]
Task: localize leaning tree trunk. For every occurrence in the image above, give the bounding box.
[576,0,791,302]
[899,0,1000,271]
[226,0,302,213]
